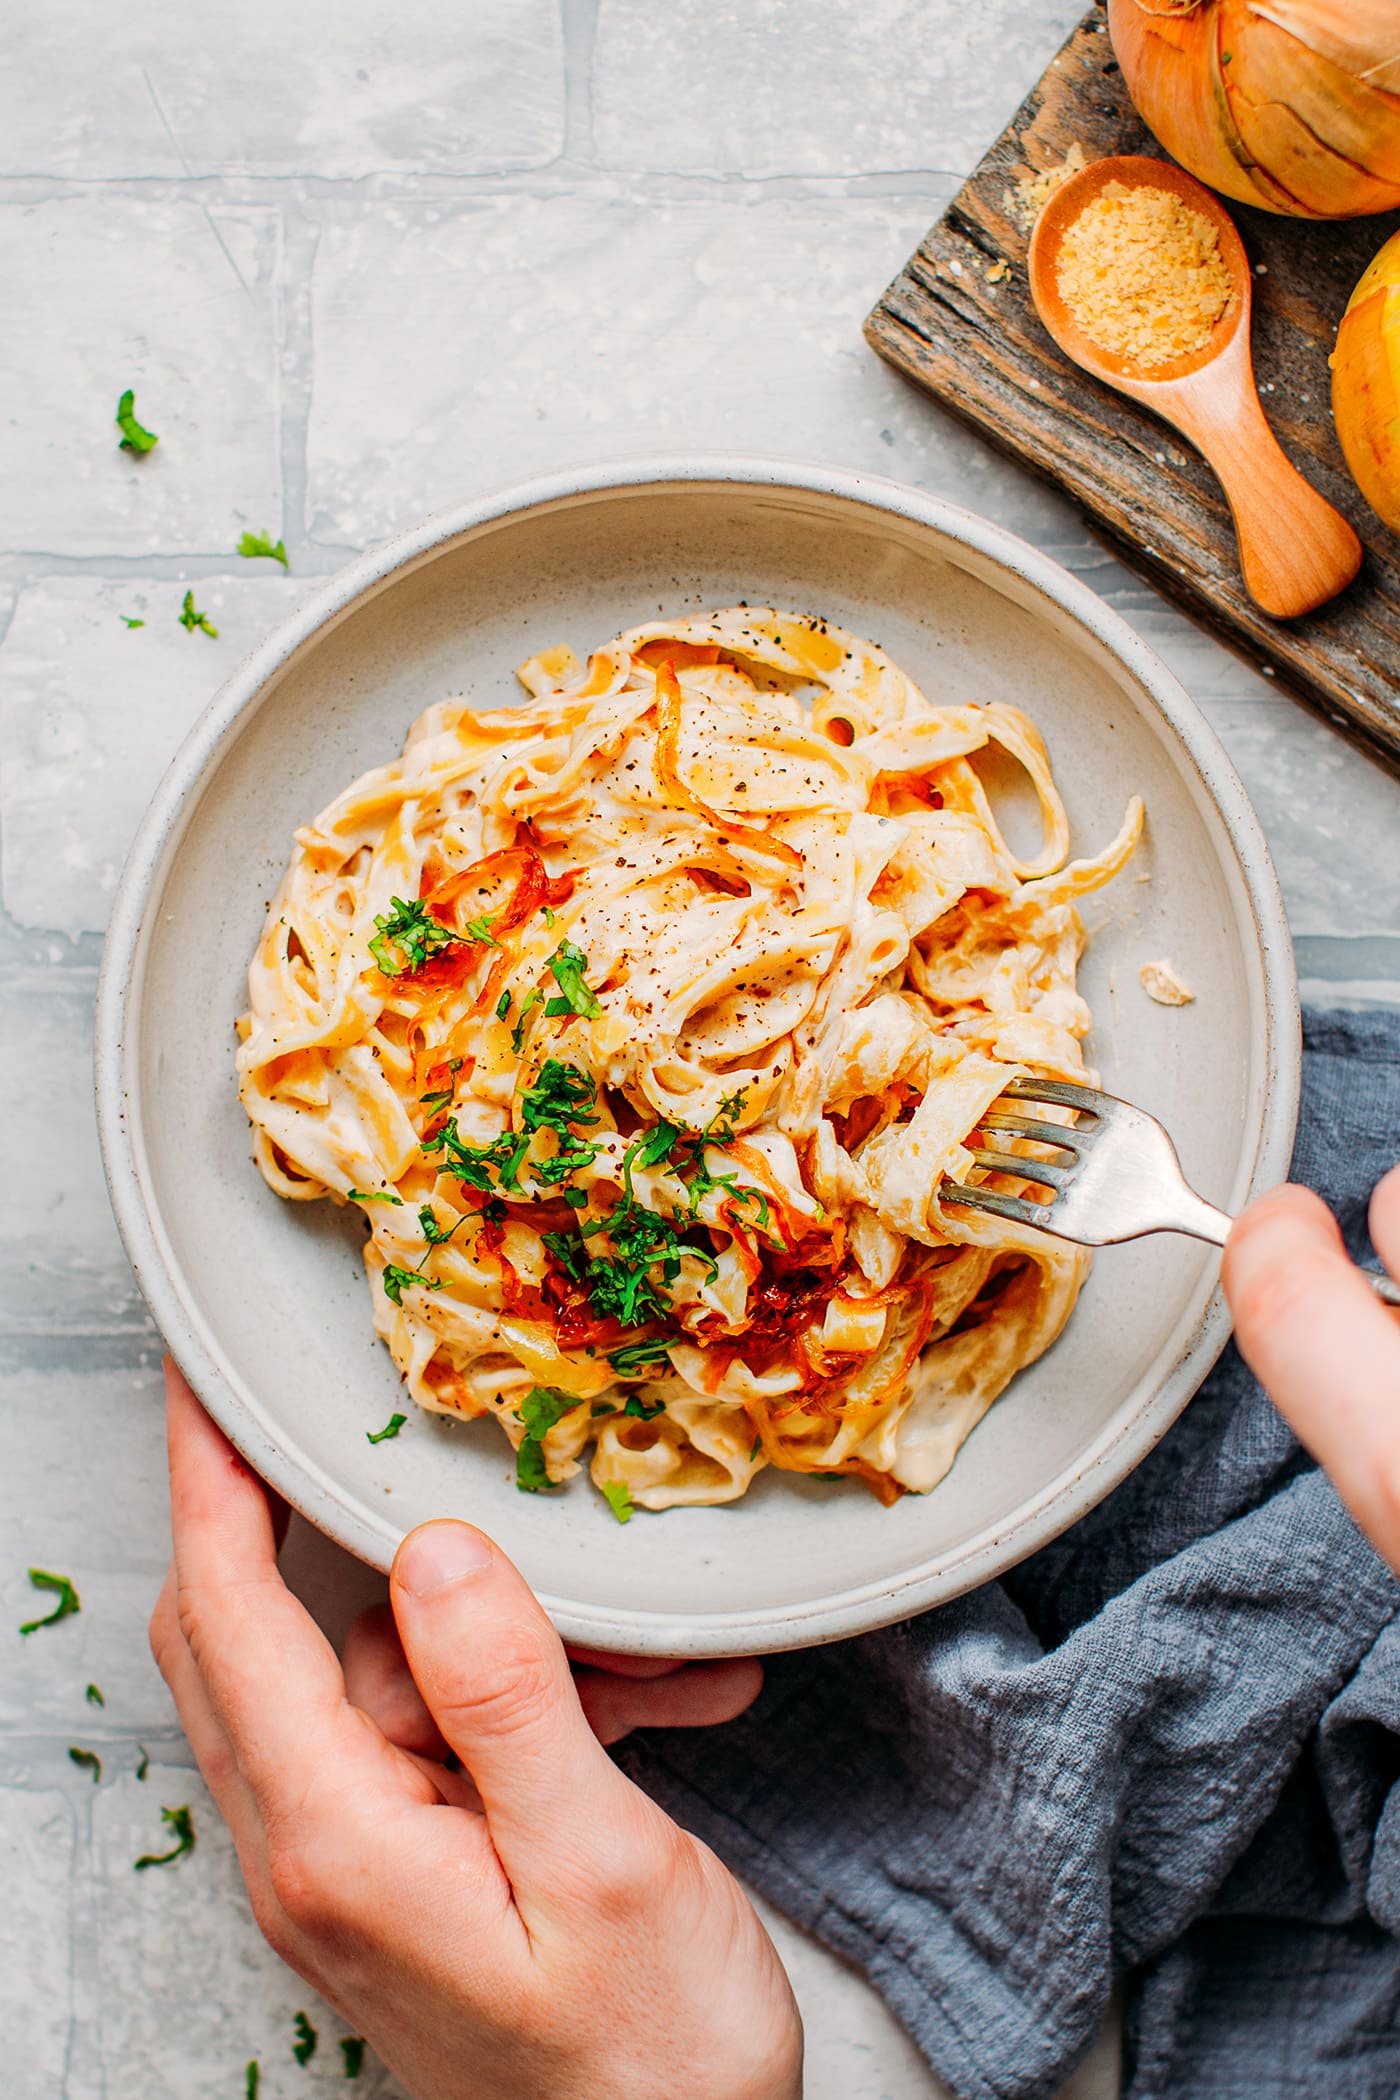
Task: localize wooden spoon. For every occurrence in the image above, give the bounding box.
[1028,155,1361,620]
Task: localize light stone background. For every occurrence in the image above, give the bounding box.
[2,2,1397,2096]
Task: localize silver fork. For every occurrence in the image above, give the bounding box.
[941,1076,1400,1309]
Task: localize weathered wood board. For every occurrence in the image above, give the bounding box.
[865,2,1400,776]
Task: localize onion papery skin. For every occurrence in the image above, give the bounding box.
[1332,229,1400,534]
[1108,0,1400,219]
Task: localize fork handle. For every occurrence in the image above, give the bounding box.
[1174,1193,1400,1309]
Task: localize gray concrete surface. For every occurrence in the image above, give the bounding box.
[2,2,1395,2095]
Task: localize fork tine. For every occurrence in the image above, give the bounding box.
[980,1110,1083,1151]
[968,1147,1074,1188]
[1003,1076,1102,1112]
[938,1179,1051,1229]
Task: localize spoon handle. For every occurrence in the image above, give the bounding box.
[1172,381,1362,620]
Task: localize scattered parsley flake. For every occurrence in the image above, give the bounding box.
[178,590,218,638]
[545,940,603,1020]
[136,1745,150,1781]
[366,1412,407,1444]
[347,1187,403,1205]
[463,912,500,946]
[608,1339,674,1377]
[749,1436,763,1461]
[418,1205,470,1250]
[515,1438,551,1494]
[246,2063,261,2100]
[601,1481,634,1525]
[85,1681,105,1708]
[635,1121,682,1168]
[115,388,158,454]
[495,990,511,1022]
[134,1803,195,1869]
[69,1746,102,1782]
[621,1389,667,1419]
[706,1088,749,1141]
[510,987,542,1054]
[382,1264,444,1307]
[293,2011,318,2066]
[542,906,556,927]
[236,529,289,568]
[515,1386,576,1494]
[119,614,145,628]
[519,1386,578,1439]
[424,1117,530,1194]
[341,2037,366,2079]
[19,1567,80,1636]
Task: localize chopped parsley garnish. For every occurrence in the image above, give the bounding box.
[463,912,500,946]
[749,1436,763,1461]
[366,1412,407,1444]
[510,987,541,1053]
[347,1187,403,1205]
[119,614,144,628]
[341,2037,366,2078]
[519,1385,577,1440]
[635,1120,682,1168]
[369,895,461,976]
[546,1204,691,1329]
[516,1440,551,1494]
[600,1480,634,1525]
[495,990,512,1022]
[136,1745,150,1781]
[515,1385,576,1493]
[236,529,289,568]
[246,2064,260,2100]
[178,590,218,638]
[622,1390,667,1419]
[382,1264,444,1307]
[424,1118,531,1194]
[134,1803,195,1869]
[521,1059,598,1133]
[545,940,603,1019]
[608,1339,674,1376]
[85,1682,105,1708]
[69,1746,102,1782]
[530,1135,600,1187]
[707,1088,750,1140]
[115,388,158,453]
[19,1567,80,1636]
[293,2011,318,2065]
[418,1205,470,1249]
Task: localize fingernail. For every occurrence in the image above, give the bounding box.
[396,1521,494,1598]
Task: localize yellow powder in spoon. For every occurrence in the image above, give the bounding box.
[1055,180,1233,368]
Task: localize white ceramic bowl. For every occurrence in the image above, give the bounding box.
[95,460,1300,1656]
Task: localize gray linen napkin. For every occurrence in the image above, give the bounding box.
[621,1009,1400,2100]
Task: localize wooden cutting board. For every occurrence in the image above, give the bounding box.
[865,2,1400,776]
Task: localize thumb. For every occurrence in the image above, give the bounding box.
[390,1520,632,1883]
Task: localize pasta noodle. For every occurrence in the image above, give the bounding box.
[238,609,1142,1513]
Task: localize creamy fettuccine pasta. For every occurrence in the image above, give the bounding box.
[238,609,1142,1514]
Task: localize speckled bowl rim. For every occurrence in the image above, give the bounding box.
[94,457,1301,1655]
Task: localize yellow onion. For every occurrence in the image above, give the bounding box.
[1332,229,1400,533]
[1108,0,1400,218]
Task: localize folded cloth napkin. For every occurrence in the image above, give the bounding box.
[621,1008,1400,2100]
